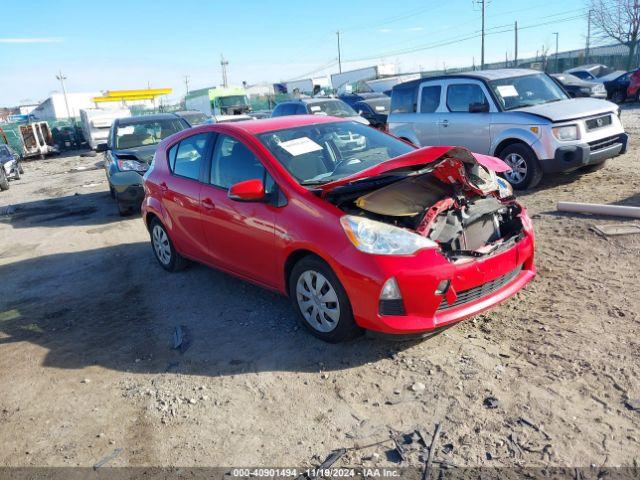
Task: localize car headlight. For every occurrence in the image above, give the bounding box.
[340,215,437,255]
[552,125,579,141]
[580,87,592,94]
[117,159,147,171]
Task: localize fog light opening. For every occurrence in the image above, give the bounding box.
[380,277,402,300]
[435,279,450,295]
[379,277,405,316]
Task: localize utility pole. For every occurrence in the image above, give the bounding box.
[553,32,559,72]
[336,30,342,73]
[220,54,229,88]
[55,70,72,119]
[183,75,190,94]
[514,21,518,67]
[586,9,592,63]
[477,0,486,70]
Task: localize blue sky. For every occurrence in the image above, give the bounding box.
[0,0,589,106]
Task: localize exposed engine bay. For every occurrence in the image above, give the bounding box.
[326,149,525,259]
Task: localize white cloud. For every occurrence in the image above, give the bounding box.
[406,27,424,32]
[377,28,393,33]
[0,37,63,44]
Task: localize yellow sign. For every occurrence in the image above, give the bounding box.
[92,88,172,103]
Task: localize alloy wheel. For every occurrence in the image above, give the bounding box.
[152,224,172,265]
[296,270,341,332]
[503,153,528,185]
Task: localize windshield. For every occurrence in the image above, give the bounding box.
[258,121,414,185]
[115,119,186,149]
[364,98,390,114]
[307,100,357,117]
[181,112,208,125]
[218,95,249,107]
[489,73,568,111]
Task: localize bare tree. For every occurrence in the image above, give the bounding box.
[590,0,640,70]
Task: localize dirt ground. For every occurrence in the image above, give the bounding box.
[0,108,639,472]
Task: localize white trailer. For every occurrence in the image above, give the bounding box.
[331,65,397,91]
[80,108,131,150]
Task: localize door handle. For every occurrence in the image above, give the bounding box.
[202,198,215,210]
[437,119,449,127]
[159,182,168,192]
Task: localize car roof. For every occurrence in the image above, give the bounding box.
[175,110,206,116]
[211,114,348,135]
[566,64,606,73]
[393,68,541,90]
[117,113,179,125]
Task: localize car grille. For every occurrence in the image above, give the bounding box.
[588,135,621,152]
[437,265,522,311]
[585,115,612,131]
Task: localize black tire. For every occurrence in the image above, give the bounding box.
[149,218,188,272]
[611,90,626,104]
[636,90,640,103]
[18,162,24,175]
[498,143,543,190]
[580,160,608,173]
[109,184,116,199]
[289,256,363,343]
[115,193,134,216]
[0,168,9,191]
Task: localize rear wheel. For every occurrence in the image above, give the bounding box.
[0,168,9,191]
[499,144,543,190]
[289,256,363,343]
[149,218,188,272]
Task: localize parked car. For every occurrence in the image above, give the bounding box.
[0,143,23,190]
[551,73,607,99]
[627,69,640,101]
[602,71,632,103]
[174,110,211,126]
[353,96,391,130]
[565,64,613,81]
[99,114,190,215]
[271,98,369,125]
[142,115,535,342]
[388,68,628,189]
[339,92,388,109]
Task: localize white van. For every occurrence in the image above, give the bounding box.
[80,108,131,150]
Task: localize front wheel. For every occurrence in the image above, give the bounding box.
[0,168,9,191]
[611,90,626,104]
[499,144,543,190]
[149,218,188,272]
[289,257,363,343]
[18,162,24,175]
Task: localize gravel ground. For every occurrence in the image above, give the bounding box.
[0,108,639,471]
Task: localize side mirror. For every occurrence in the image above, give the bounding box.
[228,179,265,202]
[469,102,490,113]
[96,143,109,152]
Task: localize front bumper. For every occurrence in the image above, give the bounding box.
[335,230,536,335]
[540,132,628,173]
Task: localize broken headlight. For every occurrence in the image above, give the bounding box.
[340,215,437,255]
[497,177,513,199]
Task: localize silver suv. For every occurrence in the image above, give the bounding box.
[388,69,628,189]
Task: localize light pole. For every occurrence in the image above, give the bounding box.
[336,30,342,74]
[55,70,72,119]
[553,32,559,72]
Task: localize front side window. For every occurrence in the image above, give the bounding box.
[419,85,442,113]
[210,135,266,189]
[171,133,210,180]
[258,121,414,185]
[115,119,186,149]
[446,83,488,112]
[488,73,568,111]
[390,85,417,113]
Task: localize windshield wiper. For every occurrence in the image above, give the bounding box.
[300,179,330,185]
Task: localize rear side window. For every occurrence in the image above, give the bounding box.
[446,84,488,112]
[170,133,210,180]
[390,85,417,113]
[419,86,441,113]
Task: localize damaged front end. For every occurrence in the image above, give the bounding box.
[324,147,528,260]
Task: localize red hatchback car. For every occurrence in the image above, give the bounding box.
[142,115,535,342]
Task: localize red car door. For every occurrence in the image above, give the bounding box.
[161,132,213,262]
[198,133,279,288]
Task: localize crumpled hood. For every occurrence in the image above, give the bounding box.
[513,97,617,122]
[319,145,510,194]
[111,144,157,164]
